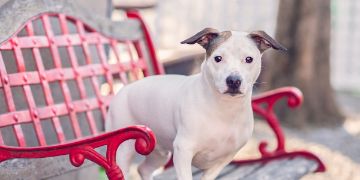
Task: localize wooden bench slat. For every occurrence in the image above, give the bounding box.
[243,158,317,180]
[155,157,317,180]
[217,163,262,180]
[0,156,93,180]
[0,146,108,180]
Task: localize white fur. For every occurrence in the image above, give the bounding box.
[106,31,262,180]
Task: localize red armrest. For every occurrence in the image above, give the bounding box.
[251,87,303,153]
[0,125,156,180]
[252,86,303,109]
[231,86,325,172]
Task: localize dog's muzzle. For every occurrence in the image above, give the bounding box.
[225,75,242,96]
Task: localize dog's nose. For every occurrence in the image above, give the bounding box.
[226,75,242,89]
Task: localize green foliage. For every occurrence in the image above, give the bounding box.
[99,167,107,180]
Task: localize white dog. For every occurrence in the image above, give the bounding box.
[105,28,286,180]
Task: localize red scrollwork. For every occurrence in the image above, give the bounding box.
[232,87,325,172]
[0,125,156,180]
[251,87,303,155]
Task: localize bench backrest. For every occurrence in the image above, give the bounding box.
[0,4,162,147]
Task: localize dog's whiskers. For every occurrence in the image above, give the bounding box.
[254,81,268,85]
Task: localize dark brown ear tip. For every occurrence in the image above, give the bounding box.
[180,40,194,44]
[180,28,220,46]
[273,43,287,51]
[277,46,288,51]
[180,39,192,44]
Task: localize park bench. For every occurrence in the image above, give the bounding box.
[0,0,325,179]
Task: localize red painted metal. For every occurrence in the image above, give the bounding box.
[164,87,326,172]
[0,125,156,180]
[126,10,165,75]
[232,87,325,172]
[0,12,158,180]
[0,9,325,179]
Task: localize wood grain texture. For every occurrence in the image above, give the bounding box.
[0,157,94,180]
[155,157,317,180]
[0,146,106,180]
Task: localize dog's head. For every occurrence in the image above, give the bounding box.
[181,28,286,97]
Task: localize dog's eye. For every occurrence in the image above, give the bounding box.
[245,56,253,63]
[214,56,222,63]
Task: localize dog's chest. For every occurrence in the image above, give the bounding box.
[191,115,253,169]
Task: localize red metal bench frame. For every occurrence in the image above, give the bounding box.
[0,8,324,180]
[232,87,325,171]
[0,10,160,180]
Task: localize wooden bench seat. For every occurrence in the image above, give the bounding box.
[156,157,318,180]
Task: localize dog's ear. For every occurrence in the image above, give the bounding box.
[181,28,220,49]
[248,31,287,53]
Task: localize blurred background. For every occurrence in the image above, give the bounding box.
[110,0,360,179]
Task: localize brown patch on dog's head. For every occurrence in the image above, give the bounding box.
[206,31,232,57]
[181,28,232,57]
[248,31,287,53]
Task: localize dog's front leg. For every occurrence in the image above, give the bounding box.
[200,154,235,180]
[173,138,194,180]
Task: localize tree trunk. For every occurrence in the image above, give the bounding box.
[261,0,344,127]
